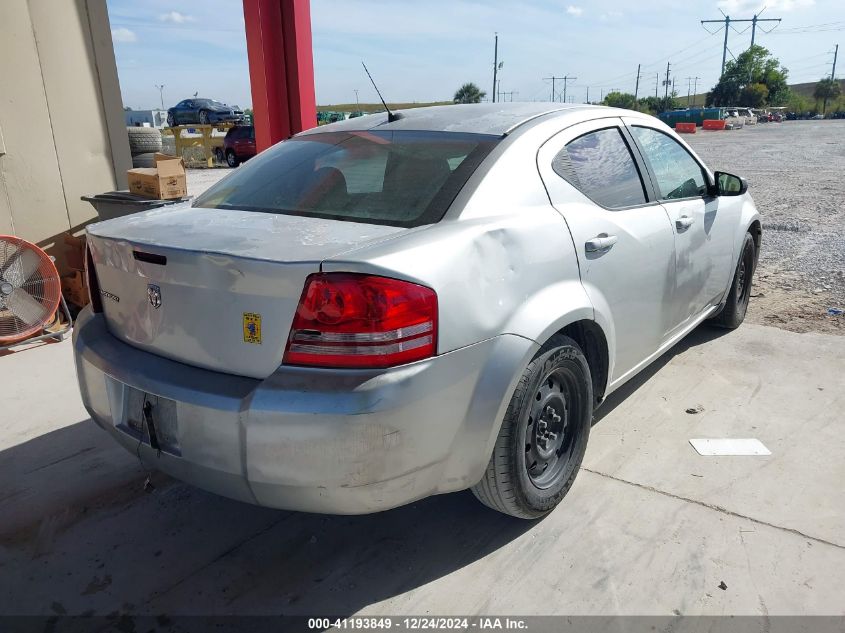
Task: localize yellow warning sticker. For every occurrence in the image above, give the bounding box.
[243,312,262,344]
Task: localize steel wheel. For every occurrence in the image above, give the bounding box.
[736,245,753,306]
[524,367,583,489]
[710,232,756,329]
[472,334,594,519]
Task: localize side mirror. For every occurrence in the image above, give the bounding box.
[713,171,748,196]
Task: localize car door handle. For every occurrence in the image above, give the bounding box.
[585,235,618,252]
[676,215,695,230]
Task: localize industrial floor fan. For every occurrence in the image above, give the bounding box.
[0,235,70,349]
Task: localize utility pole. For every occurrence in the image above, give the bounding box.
[354,89,359,110]
[562,75,576,105]
[544,75,574,102]
[832,44,839,80]
[655,73,659,99]
[750,12,780,48]
[586,86,589,103]
[492,33,498,103]
[692,76,700,106]
[154,84,165,110]
[702,13,781,77]
[686,76,700,106]
[544,76,563,102]
[663,62,671,101]
[634,63,641,101]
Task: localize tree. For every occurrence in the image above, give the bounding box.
[813,78,841,115]
[638,94,681,114]
[706,45,790,107]
[453,82,486,104]
[603,91,638,110]
[741,83,769,108]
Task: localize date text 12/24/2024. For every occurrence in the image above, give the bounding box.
[307,617,528,630]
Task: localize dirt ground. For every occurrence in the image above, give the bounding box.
[686,120,845,335]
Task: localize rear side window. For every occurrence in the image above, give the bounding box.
[630,126,708,200]
[194,130,499,227]
[553,128,646,209]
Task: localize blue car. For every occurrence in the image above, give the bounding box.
[166,98,244,127]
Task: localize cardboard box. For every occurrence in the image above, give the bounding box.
[63,233,86,272]
[61,269,90,308]
[127,153,186,200]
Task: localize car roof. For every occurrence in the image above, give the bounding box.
[299,102,605,137]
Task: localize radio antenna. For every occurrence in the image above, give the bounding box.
[362,62,402,122]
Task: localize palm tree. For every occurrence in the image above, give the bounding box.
[813,78,841,115]
[454,82,487,104]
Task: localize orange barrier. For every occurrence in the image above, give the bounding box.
[702,119,727,130]
[675,122,696,133]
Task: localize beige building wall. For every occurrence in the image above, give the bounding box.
[0,0,130,270]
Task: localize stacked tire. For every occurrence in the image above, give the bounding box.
[127,127,162,169]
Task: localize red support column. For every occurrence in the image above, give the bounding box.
[243,0,317,153]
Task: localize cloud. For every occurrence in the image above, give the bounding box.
[600,10,623,21]
[159,11,195,23]
[111,27,137,43]
[716,0,814,12]
[566,5,584,16]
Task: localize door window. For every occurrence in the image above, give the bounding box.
[553,128,646,209]
[631,126,708,200]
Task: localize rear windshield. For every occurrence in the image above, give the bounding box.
[193,130,500,227]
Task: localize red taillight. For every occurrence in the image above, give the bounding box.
[283,273,438,369]
[85,245,103,313]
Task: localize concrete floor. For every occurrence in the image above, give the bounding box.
[1,321,843,617]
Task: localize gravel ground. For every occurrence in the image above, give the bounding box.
[686,120,845,335]
[186,167,229,197]
[187,120,845,335]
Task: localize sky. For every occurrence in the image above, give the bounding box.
[107,0,845,110]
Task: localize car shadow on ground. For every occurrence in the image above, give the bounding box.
[1,325,731,619]
[1,420,538,618]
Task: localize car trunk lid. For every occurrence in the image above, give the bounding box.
[86,205,407,378]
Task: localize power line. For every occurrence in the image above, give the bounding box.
[701,12,782,77]
[543,75,576,102]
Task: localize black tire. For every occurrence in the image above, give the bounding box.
[226,149,239,167]
[131,152,157,168]
[199,110,209,124]
[126,127,162,155]
[711,232,755,329]
[214,147,224,163]
[166,112,175,127]
[472,335,593,519]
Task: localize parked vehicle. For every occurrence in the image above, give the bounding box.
[222,125,256,167]
[74,103,761,519]
[658,107,724,127]
[166,98,244,127]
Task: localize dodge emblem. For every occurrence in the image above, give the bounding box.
[147,284,162,309]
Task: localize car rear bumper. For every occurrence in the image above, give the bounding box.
[72,308,535,514]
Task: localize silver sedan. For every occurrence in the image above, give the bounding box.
[74,103,760,518]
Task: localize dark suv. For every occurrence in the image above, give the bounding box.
[222,126,256,167]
